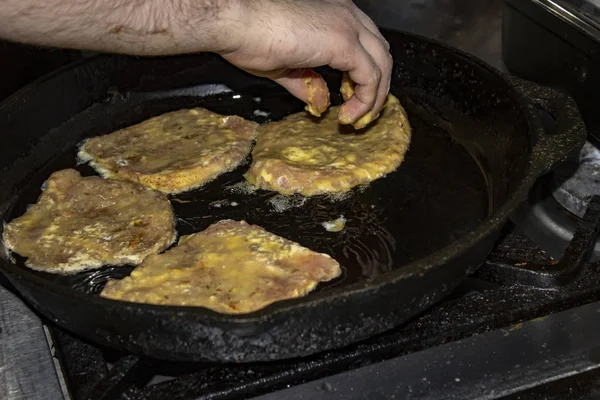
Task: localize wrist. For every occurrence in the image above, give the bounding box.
[168,0,247,54]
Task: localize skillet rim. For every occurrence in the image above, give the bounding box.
[0,28,576,324]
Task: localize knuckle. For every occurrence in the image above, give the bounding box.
[362,72,379,94]
[385,53,394,69]
[336,6,360,27]
[337,42,355,67]
[370,68,381,85]
[332,17,358,43]
[338,5,355,18]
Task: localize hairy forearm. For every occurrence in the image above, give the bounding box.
[0,0,243,55]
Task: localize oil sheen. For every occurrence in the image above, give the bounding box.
[7,88,489,296]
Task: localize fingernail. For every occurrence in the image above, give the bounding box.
[338,109,353,125]
[353,112,379,130]
[305,103,321,117]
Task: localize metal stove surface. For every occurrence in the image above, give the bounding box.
[513,141,600,263]
[5,1,600,400]
[41,223,600,400]
[554,142,600,219]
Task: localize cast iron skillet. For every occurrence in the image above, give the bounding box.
[0,29,586,362]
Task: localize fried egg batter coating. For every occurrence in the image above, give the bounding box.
[78,108,258,194]
[100,220,341,314]
[2,169,176,273]
[246,94,411,196]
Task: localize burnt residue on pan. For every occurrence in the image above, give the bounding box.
[7,88,489,298]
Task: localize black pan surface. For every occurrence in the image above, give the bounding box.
[7,87,488,293]
[0,29,585,362]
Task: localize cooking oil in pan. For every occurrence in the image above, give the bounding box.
[5,89,489,296]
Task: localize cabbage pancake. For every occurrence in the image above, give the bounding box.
[78,108,258,194]
[2,169,176,273]
[101,220,341,313]
[246,94,411,196]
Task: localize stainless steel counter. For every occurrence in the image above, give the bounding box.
[0,2,506,399]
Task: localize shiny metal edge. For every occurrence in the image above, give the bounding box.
[43,325,71,400]
[0,284,64,400]
[532,0,600,37]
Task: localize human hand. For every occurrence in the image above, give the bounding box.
[221,0,392,127]
[0,0,390,128]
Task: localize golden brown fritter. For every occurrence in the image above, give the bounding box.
[2,169,176,273]
[78,108,258,194]
[245,94,411,196]
[101,220,341,314]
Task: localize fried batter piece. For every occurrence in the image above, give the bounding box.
[101,220,341,314]
[2,169,176,273]
[304,70,331,117]
[246,94,411,196]
[78,108,258,194]
[340,72,380,129]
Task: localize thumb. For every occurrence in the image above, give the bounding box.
[271,68,331,117]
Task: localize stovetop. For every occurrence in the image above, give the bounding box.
[5,1,600,399]
[6,219,600,399]
[30,221,600,400]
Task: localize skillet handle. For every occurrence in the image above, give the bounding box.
[505,75,586,176]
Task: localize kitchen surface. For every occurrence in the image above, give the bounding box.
[4,1,600,399]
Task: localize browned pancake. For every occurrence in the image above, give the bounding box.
[78,108,258,194]
[2,169,176,273]
[245,94,411,196]
[100,220,341,313]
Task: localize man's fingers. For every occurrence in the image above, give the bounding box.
[331,27,392,128]
[271,68,330,116]
[358,30,393,122]
[330,42,380,125]
[340,72,355,102]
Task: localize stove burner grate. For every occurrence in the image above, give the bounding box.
[554,142,600,218]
